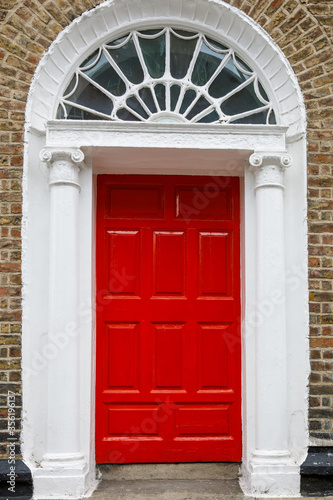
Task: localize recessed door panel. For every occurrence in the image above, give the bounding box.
[106,323,139,390]
[198,323,229,390]
[96,175,241,463]
[199,232,230,297]
[153,231,185,296]
[176,405,230,436]
[153,323,185,390]
[106,230,140,295]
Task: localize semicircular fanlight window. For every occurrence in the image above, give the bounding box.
[57,28,276,125]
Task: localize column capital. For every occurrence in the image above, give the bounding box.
[39,148,85,166]
[249,152,292,190]
[39,148,84,189]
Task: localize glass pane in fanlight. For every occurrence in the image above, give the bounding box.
[192,41,225,86]
[258,81,269,102]
[170,85,181,111]
[126,96,149,119]
[205,37,228,52]
[138,29,164,36]
[64,105,107,120]
[231,110,268,124]
[139,87,157,113]
[80,49,100,69]
[173,29,196,38]
[154,84,166,111]
[198,110,220,123]
[108,36,128,46]
[170,33,197,79]
[116,108,141,121]
[209,57,250,99]
[221,80,264,116]
[108,38,144,84]
[56,104,65,119]
[185,96,210,120]
[82,51,126,96]
[63,75,77,98]
[179,89,197,115]
[269,109,277,124]
[139,34,166,79]
[65,75,113,116]
[234,56,252,73]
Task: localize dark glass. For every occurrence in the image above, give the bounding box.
[80,49,100,69]
[192,41,225,86]
[269,109,277,124]
[126,96,149,119]
[170,85,181,111]
[107,36,128,46]
[65,74,113,116]
[82,51,126,96]
[185,95,210,120]
[258,81,269,102]
[107,38,144,84]
[231,110,268,124]
[116,108,141,121]
[63,75,77,98]
[64,104,107,120]
[205,37,228,52]
[138,29,164,36]
[198,110,220,123]
[154,84,166,110]
[139,34,166,78]
[209,57,249,99]
[139,87,157,113]
[56,104,65,119]
[234,56,252,73]
[179,89,196,114]
[221,80,264,116]
[172,29,196,37]
[170,33,198,79]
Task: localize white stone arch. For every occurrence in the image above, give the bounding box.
[27,0,305,136]
[22,1,309,499]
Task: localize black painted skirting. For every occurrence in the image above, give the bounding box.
[0,459,32,500]
[301,446,333,496]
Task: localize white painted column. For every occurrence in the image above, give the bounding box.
[248,152,299,497]
[35,149,88,498]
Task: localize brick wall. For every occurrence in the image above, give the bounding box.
[0,0,332,457]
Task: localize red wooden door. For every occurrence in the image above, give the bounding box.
[96,175,241,463]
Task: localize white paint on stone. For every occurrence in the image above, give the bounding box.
[22,0,309,498]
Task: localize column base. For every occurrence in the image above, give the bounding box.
[33,454,97,499]
[241,450,300,497]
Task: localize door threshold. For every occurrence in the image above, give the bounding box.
[98,462,240,481]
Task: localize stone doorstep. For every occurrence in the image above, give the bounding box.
[301,447,333,497]
[1,455,333,500]
[98,462,240,481]
[87,479,333,500]
[0,459,33,500]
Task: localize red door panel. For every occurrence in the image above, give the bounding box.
[96,175,241,463]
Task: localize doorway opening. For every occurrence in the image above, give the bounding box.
[95,174,241,463]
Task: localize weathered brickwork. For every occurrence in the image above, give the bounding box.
[0,0,332,457]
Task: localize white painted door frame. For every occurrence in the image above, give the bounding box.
[22,1,309,498]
